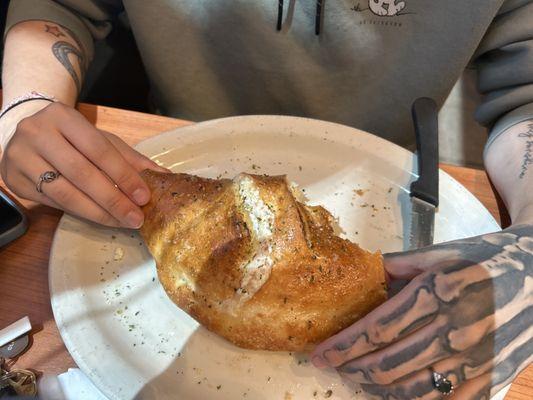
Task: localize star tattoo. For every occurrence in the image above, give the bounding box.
[45,24,65,38]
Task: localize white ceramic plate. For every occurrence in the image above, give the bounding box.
[49,115,507,400]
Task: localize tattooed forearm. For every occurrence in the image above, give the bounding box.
[51,41,85,93]
[518,122,533,179]
[45,24,86,93]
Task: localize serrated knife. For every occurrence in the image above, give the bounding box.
[409,98,439,250]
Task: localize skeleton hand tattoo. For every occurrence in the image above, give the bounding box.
[312,224,533,400]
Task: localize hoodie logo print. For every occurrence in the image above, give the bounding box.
[369,0,406,16]
[352,1,409,17]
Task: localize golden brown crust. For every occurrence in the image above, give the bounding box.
[140,170,387,351]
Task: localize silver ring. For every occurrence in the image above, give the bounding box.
[36,170,61,193]
[431,369,454,396]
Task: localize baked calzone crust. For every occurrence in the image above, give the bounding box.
[140,170,386,351]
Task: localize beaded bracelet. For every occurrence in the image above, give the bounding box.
[0,91,55,119]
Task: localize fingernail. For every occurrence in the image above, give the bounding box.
[126,210,144,229]
[154,162,170,172]
[132,188,150,205]
[147,159,170,172]
[311,356,329,369]
[324,349,344,366]
[157,165,171,172]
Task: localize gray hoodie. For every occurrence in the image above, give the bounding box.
[6,0,533,148]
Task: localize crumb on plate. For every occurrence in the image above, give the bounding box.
[114,247,124,261]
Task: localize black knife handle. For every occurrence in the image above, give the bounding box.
[410,97,439,207]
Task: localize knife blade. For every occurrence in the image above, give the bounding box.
[409,98,439,250]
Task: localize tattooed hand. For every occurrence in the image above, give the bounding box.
[311,225,533,399]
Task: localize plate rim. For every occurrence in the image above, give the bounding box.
[49,114,502,399]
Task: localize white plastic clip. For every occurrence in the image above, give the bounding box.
[0,316,32,347]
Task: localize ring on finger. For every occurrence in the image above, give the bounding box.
[430,368,454,396]
[36,170,61,193]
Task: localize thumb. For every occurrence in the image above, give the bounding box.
[384,245,462,281]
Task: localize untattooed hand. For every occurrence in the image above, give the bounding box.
[311,225,533,399]
[0,102,167,228]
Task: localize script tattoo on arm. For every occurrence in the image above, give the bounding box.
[518,122,533,179]
[324,225,533,400]
[45,24,86,93]
[518,123,533,179]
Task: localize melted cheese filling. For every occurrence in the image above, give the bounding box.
[238,175,274,240]
[233,175,275,303]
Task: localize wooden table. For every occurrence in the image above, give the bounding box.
[0,103,531,399]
